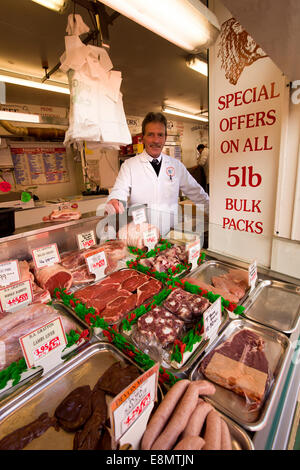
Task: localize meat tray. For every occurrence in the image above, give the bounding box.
[241,279,300,334]
[218,411,254,450]
[189,318,291,432]
[0,341,162,450]
[120,302,229,374]
[0,301,92,404]
[182,260,253,304]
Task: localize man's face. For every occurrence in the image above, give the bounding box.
[142,122,167,158]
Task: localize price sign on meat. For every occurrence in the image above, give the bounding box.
[0,279,33,313]
[0,260,20,287]
[143,229,158,251]
[132,207,147,225]
[187,239,201,270]
[248,260,257,292]
[85,249,107,281]
[32,244,61,269]
[110,363,159,444]
[77,230,96,250]
[19,317,67,370]
[203,297,222,341]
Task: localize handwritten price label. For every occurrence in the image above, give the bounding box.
[32,244,61,269]
[0,280,33,313]
[123,393,151,427]
[77,230,96,250]
[203,297,222,341]
[85,249,107,281]
[19,317,67,371]
[187,239,201,270]
[248,260,257,292]
[0,260,20,287]
[132,207,147,225]
[143,229,158,251]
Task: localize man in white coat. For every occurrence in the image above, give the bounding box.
[105,112,209,235]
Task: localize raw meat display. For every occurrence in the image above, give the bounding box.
[137,306,184,347]
[139,244,188,273]
[43,209,82,222]
[185,277,240,304]
[211,272,246,301]
[74,269,162,323]
[34,263,73,296]
[163,288,209,321]
[199,329,270,407]
[19,260,35,284]
[117,221,160,249]
[55,385,93,431]
[94,361,140,396]
[0,303,79,370]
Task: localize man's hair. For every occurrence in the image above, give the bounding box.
[142,112,167,136]
[197,144,205,151]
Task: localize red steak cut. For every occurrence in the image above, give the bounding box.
[71,265,96,285]
[35,263,73,296]
[136,279,162,307]
[101,293,137,323]
[122,274,150,292]
[100,269,136,285]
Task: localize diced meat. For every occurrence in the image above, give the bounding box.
[34,264,73,296]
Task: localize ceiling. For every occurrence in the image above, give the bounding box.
[0,0,209,121]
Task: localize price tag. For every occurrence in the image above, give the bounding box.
[132,207,147,225]
[19,317,66,373]
[0,280,33,313]
[58,202,72,211]
[203,297,222,341]
[143,229,158,251]
[187,239,201,270]
[110,363,159,448]
[32,244,61,269]
[84,248,107,281]
[248,260,257,292]
[0,260,20,287]
[77,230,96,250]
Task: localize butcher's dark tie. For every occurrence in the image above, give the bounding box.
[150,158,161,176]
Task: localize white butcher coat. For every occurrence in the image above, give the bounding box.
[108,151,209,234]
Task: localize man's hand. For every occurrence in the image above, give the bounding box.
[104,199,125,215]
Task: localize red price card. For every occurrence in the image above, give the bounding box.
[0,279,33,313]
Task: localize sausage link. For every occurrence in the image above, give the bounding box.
[151,380,213,450]
[202,410,222,450]
[174,436,205,450]
[141,379,190,450]
[182,401,213,438]
[220,418,232,450]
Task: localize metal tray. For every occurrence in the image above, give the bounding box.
[189,318,291,432]
[0,301,92,404]
[242,279,300,334]
[60,267,164,328]
[120,301,230,375]
[218,411,254,450]
[182,260,252,304]
[0,341,160,450]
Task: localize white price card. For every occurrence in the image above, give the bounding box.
[32,244,61,269]
[0,279,33,313]
[84,248,107,281]
[248,260,257,292]
[0,260,20,287]
[143,229,158,251]
[203,297,222,341]
[110,363,159,446]
[19,317,67,373]
[77,230,96,250]
[187,239,201,270]
[132,207,147,225]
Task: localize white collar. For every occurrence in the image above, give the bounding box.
[144,151,162,164]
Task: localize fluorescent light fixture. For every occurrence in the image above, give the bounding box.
[163,106,208,122]
[0,110,40,123]
[186,57,208,76]
[0,72,70,95]
[31,0,69,13]
[99,0,220,53]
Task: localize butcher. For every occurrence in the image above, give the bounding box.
[105,112,209,235]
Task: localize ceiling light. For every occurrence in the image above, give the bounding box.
[186,56,208,76]
[162,106,208,122]
[31,0,69,13]
[0,72,70,95]
[99,0,220,53]
[0,111,40,123]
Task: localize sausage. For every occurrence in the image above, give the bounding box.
[174,436,205,450]
[141,379,190,450]
[182,400,214,438]
[202,410,222,450]
[150,380,215,450]
[220,418,232,450]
